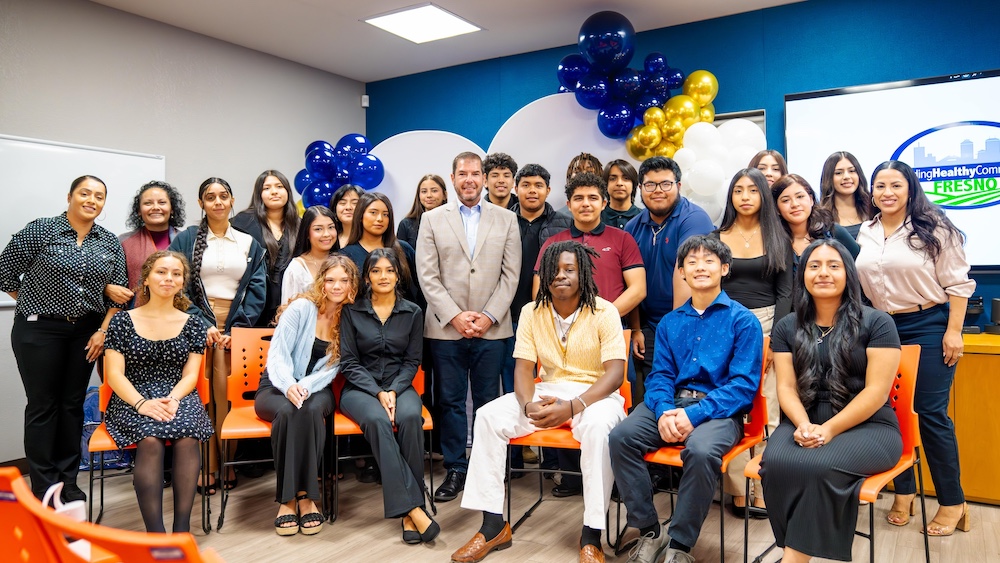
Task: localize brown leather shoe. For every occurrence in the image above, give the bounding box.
[451,522,513,562]
[579,544,605,563]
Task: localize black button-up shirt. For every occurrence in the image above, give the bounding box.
[339,297,423,397]
[0,213,127,318]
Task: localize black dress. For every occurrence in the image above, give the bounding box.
[104,312,214,447]
[760,307,902,561]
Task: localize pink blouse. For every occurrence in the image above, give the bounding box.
[856,215,976,313]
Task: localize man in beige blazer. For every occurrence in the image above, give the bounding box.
[417,151,521,502]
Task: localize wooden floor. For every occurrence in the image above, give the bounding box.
[81,456,1000,563]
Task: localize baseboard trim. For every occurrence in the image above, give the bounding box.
[0,457,28,474]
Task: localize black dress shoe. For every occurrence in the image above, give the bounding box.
[433,470,466,502]
[358,460,380,484]
[551,482,582,497]
[61,483,86,503]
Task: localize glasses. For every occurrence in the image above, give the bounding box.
[641,180,677,192]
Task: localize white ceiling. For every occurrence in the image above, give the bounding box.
[90,0,800,83]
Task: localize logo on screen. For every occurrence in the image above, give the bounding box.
[891,121,1000,210]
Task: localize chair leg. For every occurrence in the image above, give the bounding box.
[915,450,930,563]
[744,475,750,563]
[201,440,212,534]
[719,475,726,563]
[95,452,106,524]
[331,435,340,523]
[426,429,436,515]
[217,440,228,531]
[88,451,95,522]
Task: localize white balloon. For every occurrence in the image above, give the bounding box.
[718,118,767,152]
[673,147,697,174]
[686,160,726,197]
[695,143,729,165]
[690,193,726,227]
[682,122,722,156]
[728,144,760,171]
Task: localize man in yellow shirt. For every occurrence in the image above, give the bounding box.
[452,240,627,563]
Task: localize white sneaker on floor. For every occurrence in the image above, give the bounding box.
[626,524,669,563]
[663,548,695,563]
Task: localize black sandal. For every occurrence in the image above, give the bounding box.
[297,494,324,536]
[196,476,217,496]
[274,513,299,536]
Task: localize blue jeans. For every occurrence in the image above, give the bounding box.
[430,338,505,473]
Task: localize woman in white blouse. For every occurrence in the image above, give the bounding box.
[281,206,338,304]
[856,160,975,536]
[169,177,267,495]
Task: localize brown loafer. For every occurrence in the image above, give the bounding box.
[579,544,605,563]
[451,522,513,562]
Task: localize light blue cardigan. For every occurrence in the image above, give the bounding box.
[265,298,340,396]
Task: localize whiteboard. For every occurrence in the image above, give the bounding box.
[0,134,166,307]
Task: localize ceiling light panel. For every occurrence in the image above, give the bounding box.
[364,3,481,44]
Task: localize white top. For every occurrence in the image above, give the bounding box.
[201,225,251,300]
[281,257,315,305]
[856,215,976,312]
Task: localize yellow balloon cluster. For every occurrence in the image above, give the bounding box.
[626,70,719,161]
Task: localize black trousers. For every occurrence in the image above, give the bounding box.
[12,313,102,498]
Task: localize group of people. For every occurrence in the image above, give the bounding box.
[0,144,975,562]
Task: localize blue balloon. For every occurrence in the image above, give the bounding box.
[293,169,313,194]
[609,68,642,103]
[578,11,636,73]
[335,134,372,161]
[333,149,353,172]
[558,85,572,93]
[556,53,591,91]
[302,181,335,208]
[642,71,670,97]
[304,140,333,159]
[350,154,385,190]
[597,101,634,139]
[304,148,336,181]
[636,93,666,114]
[665,68,685,90]
[644,52,669,75]
[574,72,610,110]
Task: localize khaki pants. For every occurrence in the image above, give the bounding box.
[205,298,232,475]
[723,305,778,498]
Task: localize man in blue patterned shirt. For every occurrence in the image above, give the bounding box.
[609,235,763,563]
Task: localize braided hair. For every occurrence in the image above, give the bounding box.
[189,177,233,308]
[534,241,600,313]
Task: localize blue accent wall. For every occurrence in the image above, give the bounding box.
[366,0,1000,323]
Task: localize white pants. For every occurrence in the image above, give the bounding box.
[461,382,626,529]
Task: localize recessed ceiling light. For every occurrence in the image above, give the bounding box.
[364,3,481,44]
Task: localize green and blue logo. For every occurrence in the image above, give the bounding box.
[892,121,1000,209]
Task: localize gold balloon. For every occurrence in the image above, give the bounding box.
[664,116,685,145]
[682,70,719,107]
[699,102,716,124]
[295,199,305,217]
[643,107,666,129]
[654,141,677,158]
[636,124,662,149]
[626,126,651,160]
[665,95,701,129]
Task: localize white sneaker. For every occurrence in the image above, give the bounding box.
[626,524,669,563]
[663,547,695,563]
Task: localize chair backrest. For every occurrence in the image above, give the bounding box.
[228,327,275,407]
[101,351,209,412]
[742,336,771,439]
[0,467,57,562]
[889,345,921,453]
[8,467,219,562]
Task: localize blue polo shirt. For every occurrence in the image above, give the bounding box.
[624,197,714,326]
[643,290,763,428]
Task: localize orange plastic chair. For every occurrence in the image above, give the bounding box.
[505,329,633,533]
[88,354,210,532]
[609,337,770,560]
[742,344,929,563]
[216,327,276,530]
[7,466,225,563]
[331,366,435,522]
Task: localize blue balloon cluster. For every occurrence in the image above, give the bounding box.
[294,134,385,207]
[556,11,686,140]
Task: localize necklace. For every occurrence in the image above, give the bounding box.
[734,225,759,248]
[816,324,835,344]
[553,308,581,345]
[650,220,669,246]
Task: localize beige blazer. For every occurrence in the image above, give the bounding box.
[416,199,521,340]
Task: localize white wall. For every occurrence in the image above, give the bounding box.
[0,0,366,463]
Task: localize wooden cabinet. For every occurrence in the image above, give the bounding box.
[916,334,1000,505]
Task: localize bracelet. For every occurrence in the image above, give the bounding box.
[168,395,179,404]
[522,402,530,417]
[96,328,107,335]
[134,398,146,410]
[576,395,588,410]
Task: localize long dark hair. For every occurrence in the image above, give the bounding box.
[404,174,447,221]
[328,184,364,234]
[189,177,233,308]
[771,174,837,242]
[870,160,964,262]
[818,151,874,223]
[348,192,412,292]
[717,168,789,276]
[126,180,186,230]
[291,205,337,258]
[246,170,299,269]
[535,241,600,313]
[748,150,788,175]
[791,239,865,412]
[362,247,405,300]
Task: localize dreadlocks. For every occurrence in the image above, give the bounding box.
[534,240,600,313]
